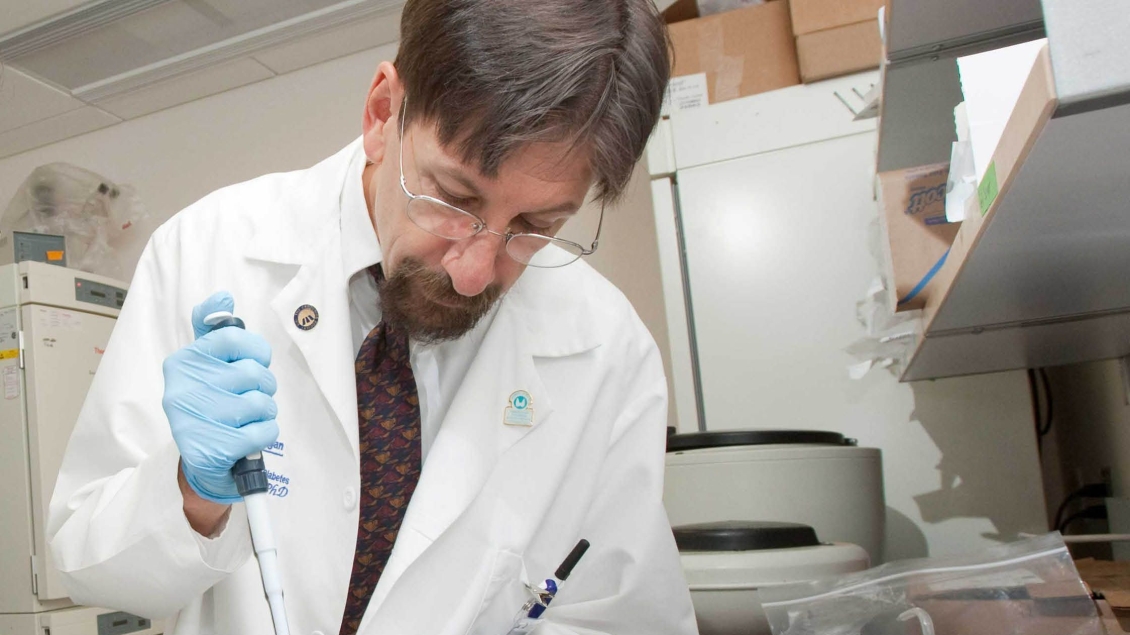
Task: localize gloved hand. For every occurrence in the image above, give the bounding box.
[162,291,279,504]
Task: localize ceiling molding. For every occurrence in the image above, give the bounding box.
[74,0,403,103]
[0,0,174,60]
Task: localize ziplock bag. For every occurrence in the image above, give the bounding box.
[761,532,1103,635]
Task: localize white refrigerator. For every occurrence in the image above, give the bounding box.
[650,72,1048,561]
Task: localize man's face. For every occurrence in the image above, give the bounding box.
[363,101,593,343]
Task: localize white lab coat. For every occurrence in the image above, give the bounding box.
[47,139,697,635]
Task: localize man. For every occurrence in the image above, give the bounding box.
[48,0,697,633]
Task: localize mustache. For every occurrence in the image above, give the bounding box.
[378,258,504,344]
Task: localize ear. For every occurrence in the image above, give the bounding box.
[361,61,404,166]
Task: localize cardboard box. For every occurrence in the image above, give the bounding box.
[789,0,886,35]
[1095,597,1130,634]
[876,163,961,311]
[796,19,882,82]
[666,0,800,106]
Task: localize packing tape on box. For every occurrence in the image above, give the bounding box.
[897,248,950,307]
[715,55,745,102]
[696,20,745,103]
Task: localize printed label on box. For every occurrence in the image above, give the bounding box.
[901,167,949,225]
[661,73,709,116]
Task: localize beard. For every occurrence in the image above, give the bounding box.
[377,257,504,344]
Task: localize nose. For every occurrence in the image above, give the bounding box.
[441,231,504,296]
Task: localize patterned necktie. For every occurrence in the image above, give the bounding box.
[339,273,422,635]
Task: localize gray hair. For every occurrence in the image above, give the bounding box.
[394,0,671,203]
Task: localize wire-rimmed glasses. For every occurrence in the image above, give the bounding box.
[397,98,602,268]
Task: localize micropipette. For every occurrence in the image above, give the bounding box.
[203,311,290,635]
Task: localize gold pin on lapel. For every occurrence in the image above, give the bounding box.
[504,390,534,427]
[294,304,319,331]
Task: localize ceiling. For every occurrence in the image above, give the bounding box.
[0,0,404,159]
[0,0,681,160]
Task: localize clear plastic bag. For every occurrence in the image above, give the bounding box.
[0,163,147,279]
[761,533,1103,635]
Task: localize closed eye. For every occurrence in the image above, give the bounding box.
[513,215,560,233]
[436,187,476,209]
[426,178,476,208]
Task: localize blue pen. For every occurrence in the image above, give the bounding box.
[527,539,590,619]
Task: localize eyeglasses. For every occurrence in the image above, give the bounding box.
[397,98,602,268]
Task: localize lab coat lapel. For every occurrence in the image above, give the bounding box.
[364,280,613,634]
[370,268,604,609]
[363,298,553,616]
[246,141,362,458]
[415,298,556,535]
[269,237,359,457]
[364,269,605,633]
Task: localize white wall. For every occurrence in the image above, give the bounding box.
[0,41,679,428]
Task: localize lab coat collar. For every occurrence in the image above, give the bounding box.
[508,264,604,358]
[339,141,383,278]
[244,138,362,266]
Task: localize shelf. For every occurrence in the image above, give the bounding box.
[900,1,1130,380]
[885,0,1043,63]
[876,0,1044,172]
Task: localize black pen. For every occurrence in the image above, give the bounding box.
[526,539,591,619]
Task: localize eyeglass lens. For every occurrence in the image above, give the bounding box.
[406,198,583,267]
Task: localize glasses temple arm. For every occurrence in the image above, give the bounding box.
[582,202,605,256]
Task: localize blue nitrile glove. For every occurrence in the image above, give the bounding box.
[162,291,279,504]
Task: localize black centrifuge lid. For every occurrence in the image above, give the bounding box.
[666,429,855,452]
[673,521,821,552]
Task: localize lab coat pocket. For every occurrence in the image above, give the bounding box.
[465,549,529,635]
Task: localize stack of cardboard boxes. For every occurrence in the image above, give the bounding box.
[664,0,887,106]
[790,0,887,83]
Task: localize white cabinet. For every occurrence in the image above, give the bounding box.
[678,131,881,429]
[652,74,1049,559]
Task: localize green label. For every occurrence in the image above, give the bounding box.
[978,161,999,216]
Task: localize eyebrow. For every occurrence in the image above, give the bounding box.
[432,165,583,216]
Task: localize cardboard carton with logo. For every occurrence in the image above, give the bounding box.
[876,163,961,311]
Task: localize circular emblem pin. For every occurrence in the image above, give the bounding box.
[293,304,319,331]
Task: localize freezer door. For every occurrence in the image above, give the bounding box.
[22,304,116,601]
[0,305,38,612]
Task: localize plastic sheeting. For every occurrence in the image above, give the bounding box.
[1,163,147,279]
